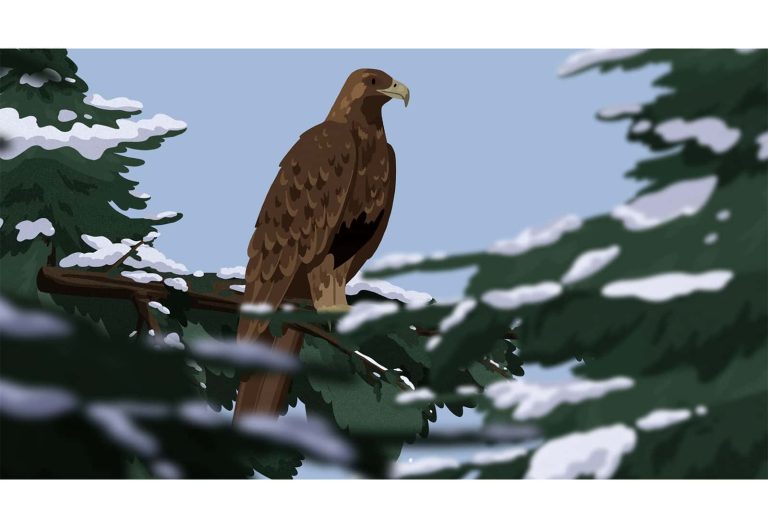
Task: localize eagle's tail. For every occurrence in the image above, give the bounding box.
[234,327,304,418]
[234,274,301,418]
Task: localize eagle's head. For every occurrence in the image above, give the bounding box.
[327,68,409,124]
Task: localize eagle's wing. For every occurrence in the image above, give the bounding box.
[348,143,396,279]
[238,122,357,340]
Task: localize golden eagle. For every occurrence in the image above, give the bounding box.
[235,69,409,417]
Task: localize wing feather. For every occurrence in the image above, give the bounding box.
[238,122,357,341]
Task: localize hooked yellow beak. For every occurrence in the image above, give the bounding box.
[378,79,410,107]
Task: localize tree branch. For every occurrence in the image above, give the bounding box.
[37,266,512,386]
[288,321,409,390]
[104,240,144,274]
[413,326,518,340]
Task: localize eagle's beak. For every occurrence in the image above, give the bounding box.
[378,79,410,107]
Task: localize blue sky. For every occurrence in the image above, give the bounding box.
[70,50,667,299]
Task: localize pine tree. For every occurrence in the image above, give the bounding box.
[368,49,767,478]
[0,49,186,299]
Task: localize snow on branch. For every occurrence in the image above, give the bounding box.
[635,408,692,431]
[336,301,399,333]
[488,215,582,257]
[611,175,717,231]
[15,218,55,242]
[0,108,187,161]
[481,282,562,310]
[346,273,432,307]
[485,376,634,420]
[525,424,637,479]
[558,49,646,77]
[597,103,642,120]
[655,117,741,154]
[19,68,62,87]
[601,270,734,303]
[560,245,621,285]
[60,234,190,275]
[756,130,768,161]
[85,93,143,112]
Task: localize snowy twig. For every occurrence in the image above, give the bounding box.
[104,240,144,274]
[481,358,513,379]
[131,294,162,337]
[288,321,408,390]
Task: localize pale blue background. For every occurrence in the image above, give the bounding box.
[69,50,667,477]
[70,50,667,300]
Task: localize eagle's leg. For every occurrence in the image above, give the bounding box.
[308,255,351,312]
[330,259,352,310]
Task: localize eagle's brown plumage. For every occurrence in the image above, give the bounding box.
[234,69,409,417]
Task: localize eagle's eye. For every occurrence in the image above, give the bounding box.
[371,78,376,85]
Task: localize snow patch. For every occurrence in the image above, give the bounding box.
[346,273,432,307]
[558,49,646,76]
[703,232,718,245]
[189,339,299,370]
[597,104,641,119]
[151,211,178,220]
[60,234,189,274]
[0,377,78,419]
[488,215,582,256]
[367,253,424,272]
[399,376,416,391]
[0,108,187,161]
[472,447,528,466]
[142,231,159,243]
[655,117,741,154]
[15,218,55,242]
[632,120,652,134]
[716,209,731,222]
[217,266,246,280]
[130,190,151,199]
[163,332,185,350]
[121,271,162,284]
[391,457,460,478]
[396,388,435,404]
[561,245,621,285]
[526,424,637,479]
[148,301,170,315]
[755,131,768,161]
[602,270,733,302]
[456,385,480,396]
[85,93,143,112]
[85,403,159,457]
[486,376,634,420]
[57,109,77,123]
[635,408,692,431]
[353,350,388,372]
[19,68,61,87]
[337,301,398,333]
[229,284,246,293]
[240,302,273,314]
[441,298,477,332]
[482,282,562,310]
[612,175,717,231]
[163,277,188,292]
